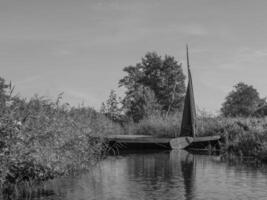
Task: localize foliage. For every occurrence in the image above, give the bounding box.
[197,114,267,156]
[126,112,181,138]
[100,90,123,123]
[120,86,162,122]
[0,76,123,197]
[0,77,11,111]
[119,52,185,122]
[221,82,266,117]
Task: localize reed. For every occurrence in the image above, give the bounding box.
[197,115,267,157]
[0,93,123,198]
[126,112,181,138]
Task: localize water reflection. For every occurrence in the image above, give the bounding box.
[178,151,195,200]
[11,150,267,200]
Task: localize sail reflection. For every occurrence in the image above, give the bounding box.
[171,150,196,200]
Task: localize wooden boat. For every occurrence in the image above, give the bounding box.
[170,45,220,150]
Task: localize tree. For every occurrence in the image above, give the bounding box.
[121,85,161,122]
[119,52,185,121]
[221,82,265,117]
[0,77,11,111]
[100,90,122,122]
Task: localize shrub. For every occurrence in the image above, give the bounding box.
[197,114,267,156]
[0,91,123,197]
[126,112,181,138]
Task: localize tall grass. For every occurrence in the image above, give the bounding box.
[0,93,123,198]
[197,115,267,156]
[126,112,181,138]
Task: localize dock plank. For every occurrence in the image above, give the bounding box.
[193,135,221,142]
[104,135,221,144]
[106,135,170,144]
[101,134,221,150]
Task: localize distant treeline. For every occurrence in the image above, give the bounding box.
[101,52,267,123]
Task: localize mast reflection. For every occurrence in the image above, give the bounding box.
[171,150,195,200]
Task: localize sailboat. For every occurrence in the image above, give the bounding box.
[170,45,221,150]
[101,46,221,151]
[170,45,196,149]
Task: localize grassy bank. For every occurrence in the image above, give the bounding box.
[125,112,181,138]
[197,116,267,156]
[0,93,123,198]
[125,112,267,159]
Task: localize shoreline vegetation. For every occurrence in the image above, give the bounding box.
[0,80,123,199]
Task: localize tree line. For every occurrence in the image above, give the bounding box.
[101,52,267,121]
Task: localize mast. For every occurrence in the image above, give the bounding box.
[180,45,197,137]
[186,44,190,72]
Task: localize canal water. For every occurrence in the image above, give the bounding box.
[36,150,267,200]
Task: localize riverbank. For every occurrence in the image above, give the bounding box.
[0,92,123,199]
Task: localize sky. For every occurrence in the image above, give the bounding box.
[1,0,267,114]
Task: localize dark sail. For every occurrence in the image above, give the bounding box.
[180,45,196,137]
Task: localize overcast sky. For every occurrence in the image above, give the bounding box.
[1,0,267,113]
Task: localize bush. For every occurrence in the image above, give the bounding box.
[197,114,267,156]
[0,91,123,197]
[125,112,181,138]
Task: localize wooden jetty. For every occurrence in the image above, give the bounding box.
[106,135,170,150]
[105,134,221,151]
